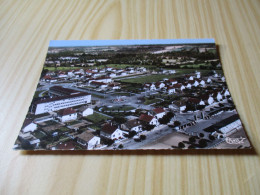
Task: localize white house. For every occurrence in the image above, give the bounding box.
[57,108,77,122]
[167,86,176,94]
[76,131,100,149]
[214,92,223,102]
[196,71,201,78]
[121,119,142,133]
[207,78,212,83]
[224,89,230,97]
[21,119,37,133]
[200,80,206,87]
[109,73,117,77]
[78,106,94,117]
[185,82,192,89]
[150,84,156,91]
[100,123,125,140]
[139,114,158,126]
[153,108,166,119]
[156,82,165,89]
[201,95,214,105]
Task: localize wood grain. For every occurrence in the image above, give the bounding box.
[0,0,259,194]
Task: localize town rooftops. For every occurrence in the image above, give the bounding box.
[58,108,76,116]
[101,123,118,134]
[139,114,154,123]
[34,92,90,104]
[153,108,165,114]
[76,131,95,142]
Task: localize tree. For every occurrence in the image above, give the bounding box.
[118,144,124,149]
[173,121,181,127]
[189,136,197,143]
[178,142,185,148]
[140,135,146,140]
[127,131,137,138]
[198,139,208,148]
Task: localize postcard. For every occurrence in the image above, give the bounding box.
[14,39,252,150]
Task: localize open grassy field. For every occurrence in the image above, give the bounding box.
[84,112,112,123]
[120,69,194,84]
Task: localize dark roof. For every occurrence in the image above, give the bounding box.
[188,98,200,104]
[153,108,165,114]
[204,114,240,132]
[34,92,89,104]
[124,119,141,129]
[91,81,107,86]
[55,141,75,150]
[58,108,76,116]
[49,86,80,96]
[172,84,182,88]
[139,114,154,122]
[101,123,118,134]
[76,131,95,142]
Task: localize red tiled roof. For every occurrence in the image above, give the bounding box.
[153,108,165,114]
[139,114,154,122]
[101,123,118,134]
[172,84,182,88]
[58,108,76,116]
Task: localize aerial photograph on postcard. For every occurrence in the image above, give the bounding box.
[14,39,252,150]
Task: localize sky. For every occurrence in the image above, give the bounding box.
[49,39,215,47]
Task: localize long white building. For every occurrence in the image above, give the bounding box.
[33,92,91,115]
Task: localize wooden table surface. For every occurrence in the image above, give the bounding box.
[0,0,259,194]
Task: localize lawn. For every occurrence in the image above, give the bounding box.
[33,90,44,98]
[120,70,195,84]
[144,98,161,105]
[85,112,112,123]
[32,130,46,139]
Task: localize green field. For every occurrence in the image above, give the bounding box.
[85,112,112,123]
[144,98,161,105]
[44,64,160,71]
[120,70,194,84]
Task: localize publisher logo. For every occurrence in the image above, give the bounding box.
[225,137,245,144]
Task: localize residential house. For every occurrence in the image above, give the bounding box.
[57,108,77,122]
[139,114,158,126]
[167,86,176,94]
[200,94,214,105]
[173,83,185,91]
[100,123,125,140]
[78,106,94,117]
[76,131,100,149]
[21,119,37,133]
[155,82,165,89]
[121,119,142,133]
[152,108,166,119]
